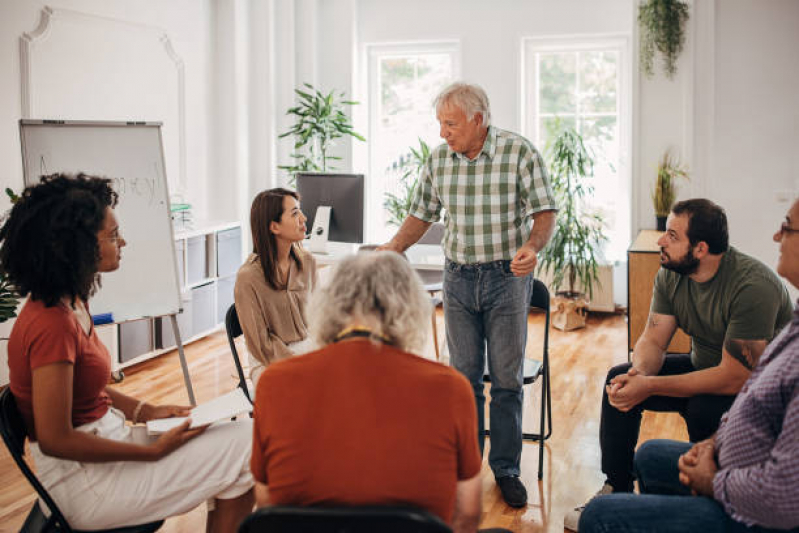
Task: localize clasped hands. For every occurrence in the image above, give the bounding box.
[677,437,717,497]
[607,369,717,497]
[606,367,652,412]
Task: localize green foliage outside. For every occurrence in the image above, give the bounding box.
[0,187,21,324]
[383,138,431,227]
[278,83,365,183]
[639,0,690,79]
[537,128,607,299]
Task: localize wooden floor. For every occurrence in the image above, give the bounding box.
[0,311,687,533]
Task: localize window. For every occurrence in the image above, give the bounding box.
[523,37,631,261]
[366,42,459,243]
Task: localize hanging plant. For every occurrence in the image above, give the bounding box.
[639,0,690,79]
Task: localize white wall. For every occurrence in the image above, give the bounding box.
[0,0,279,384]
[635,0,799,295]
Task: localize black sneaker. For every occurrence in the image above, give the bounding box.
[496,476,527,508]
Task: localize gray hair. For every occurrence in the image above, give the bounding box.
[307,251,432,353]
[434,82,491,128]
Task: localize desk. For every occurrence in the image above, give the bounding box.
[311,242,445,271]
[627,231,692,354]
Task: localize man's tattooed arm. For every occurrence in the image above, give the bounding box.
[724,338,768,370]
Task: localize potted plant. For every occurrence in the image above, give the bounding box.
[652,149,688,230]
[0,188,22,329]
[383,138,431,227]
[278,83,365,183]
[537,128,607,331]
[639,0,690,79]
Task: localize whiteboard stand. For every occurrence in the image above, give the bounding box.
[170,314,196,406]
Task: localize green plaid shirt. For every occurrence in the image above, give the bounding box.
[409,126,556,264]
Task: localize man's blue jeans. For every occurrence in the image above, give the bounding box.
[443,259,532,478]
[580,439,787,533]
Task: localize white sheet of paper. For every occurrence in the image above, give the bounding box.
[145,388,252,435]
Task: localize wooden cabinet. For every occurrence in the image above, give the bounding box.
[627,230,691,354]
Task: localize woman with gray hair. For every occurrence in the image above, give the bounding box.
[249,251,485,532]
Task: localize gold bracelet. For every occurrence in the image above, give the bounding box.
[132,400,146,424]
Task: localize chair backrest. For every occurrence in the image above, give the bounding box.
[530,279,550,312]
[225,304,251,403]
[238,505,452,533]
[0,387,71,532]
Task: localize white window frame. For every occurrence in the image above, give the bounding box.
[362,41,460,244]
[521,34,632,261]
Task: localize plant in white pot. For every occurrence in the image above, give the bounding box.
[278,83,365,184]
[537,128,607,331]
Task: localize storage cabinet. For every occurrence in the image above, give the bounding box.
[627,230,692,354]
[106,222,243,373]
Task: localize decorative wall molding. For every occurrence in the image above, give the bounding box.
[19,6,187,192]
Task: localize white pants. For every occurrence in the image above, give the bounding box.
[31,408,253,530]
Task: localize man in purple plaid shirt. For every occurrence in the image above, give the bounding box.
[579,199,799,533]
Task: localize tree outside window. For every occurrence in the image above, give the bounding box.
[525,39,630,261]
[367,43,458,243]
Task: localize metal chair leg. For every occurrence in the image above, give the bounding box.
[431,310,440,361]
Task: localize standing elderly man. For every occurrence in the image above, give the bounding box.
[379,82,557,507]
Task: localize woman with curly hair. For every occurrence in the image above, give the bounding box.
[234,188,317,386]
[1,173,253,531]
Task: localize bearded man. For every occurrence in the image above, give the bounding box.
[564,198,793,532]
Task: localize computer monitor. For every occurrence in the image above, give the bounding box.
[296,172,364,251]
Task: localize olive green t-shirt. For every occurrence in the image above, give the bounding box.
[651,246,793,370]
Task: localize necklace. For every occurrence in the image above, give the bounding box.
[333,326,393,345]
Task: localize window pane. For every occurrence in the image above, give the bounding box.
[371,50,455,242]
[579,51,617,114]
[540,115,576,153]
[539,53,576,114]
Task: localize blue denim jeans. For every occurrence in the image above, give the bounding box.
[443,259,532,478]
[580,439,789,533]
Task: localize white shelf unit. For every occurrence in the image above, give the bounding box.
[107,221,243,374]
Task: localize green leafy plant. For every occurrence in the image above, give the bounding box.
[537,128,607,299]
[278,83,365,182]
[383,138,432,227]
[639,0,690,79]
[0,187,21,325]
[652,149,689,217]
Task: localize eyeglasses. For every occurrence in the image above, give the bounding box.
[779,221,799,236]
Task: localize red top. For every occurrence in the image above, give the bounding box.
[8,299,111,441]
[251,339,482,524]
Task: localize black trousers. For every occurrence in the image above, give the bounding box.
[599,354,736,491]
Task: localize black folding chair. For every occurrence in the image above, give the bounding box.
[225,304,252,403]
[238,505,452,533]
[483,278,553,479]
[0,387,162,533]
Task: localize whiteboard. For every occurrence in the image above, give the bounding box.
[19,120,182,323]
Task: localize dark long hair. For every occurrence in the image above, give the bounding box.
[250,188,303,290]
[0,173,118,306]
